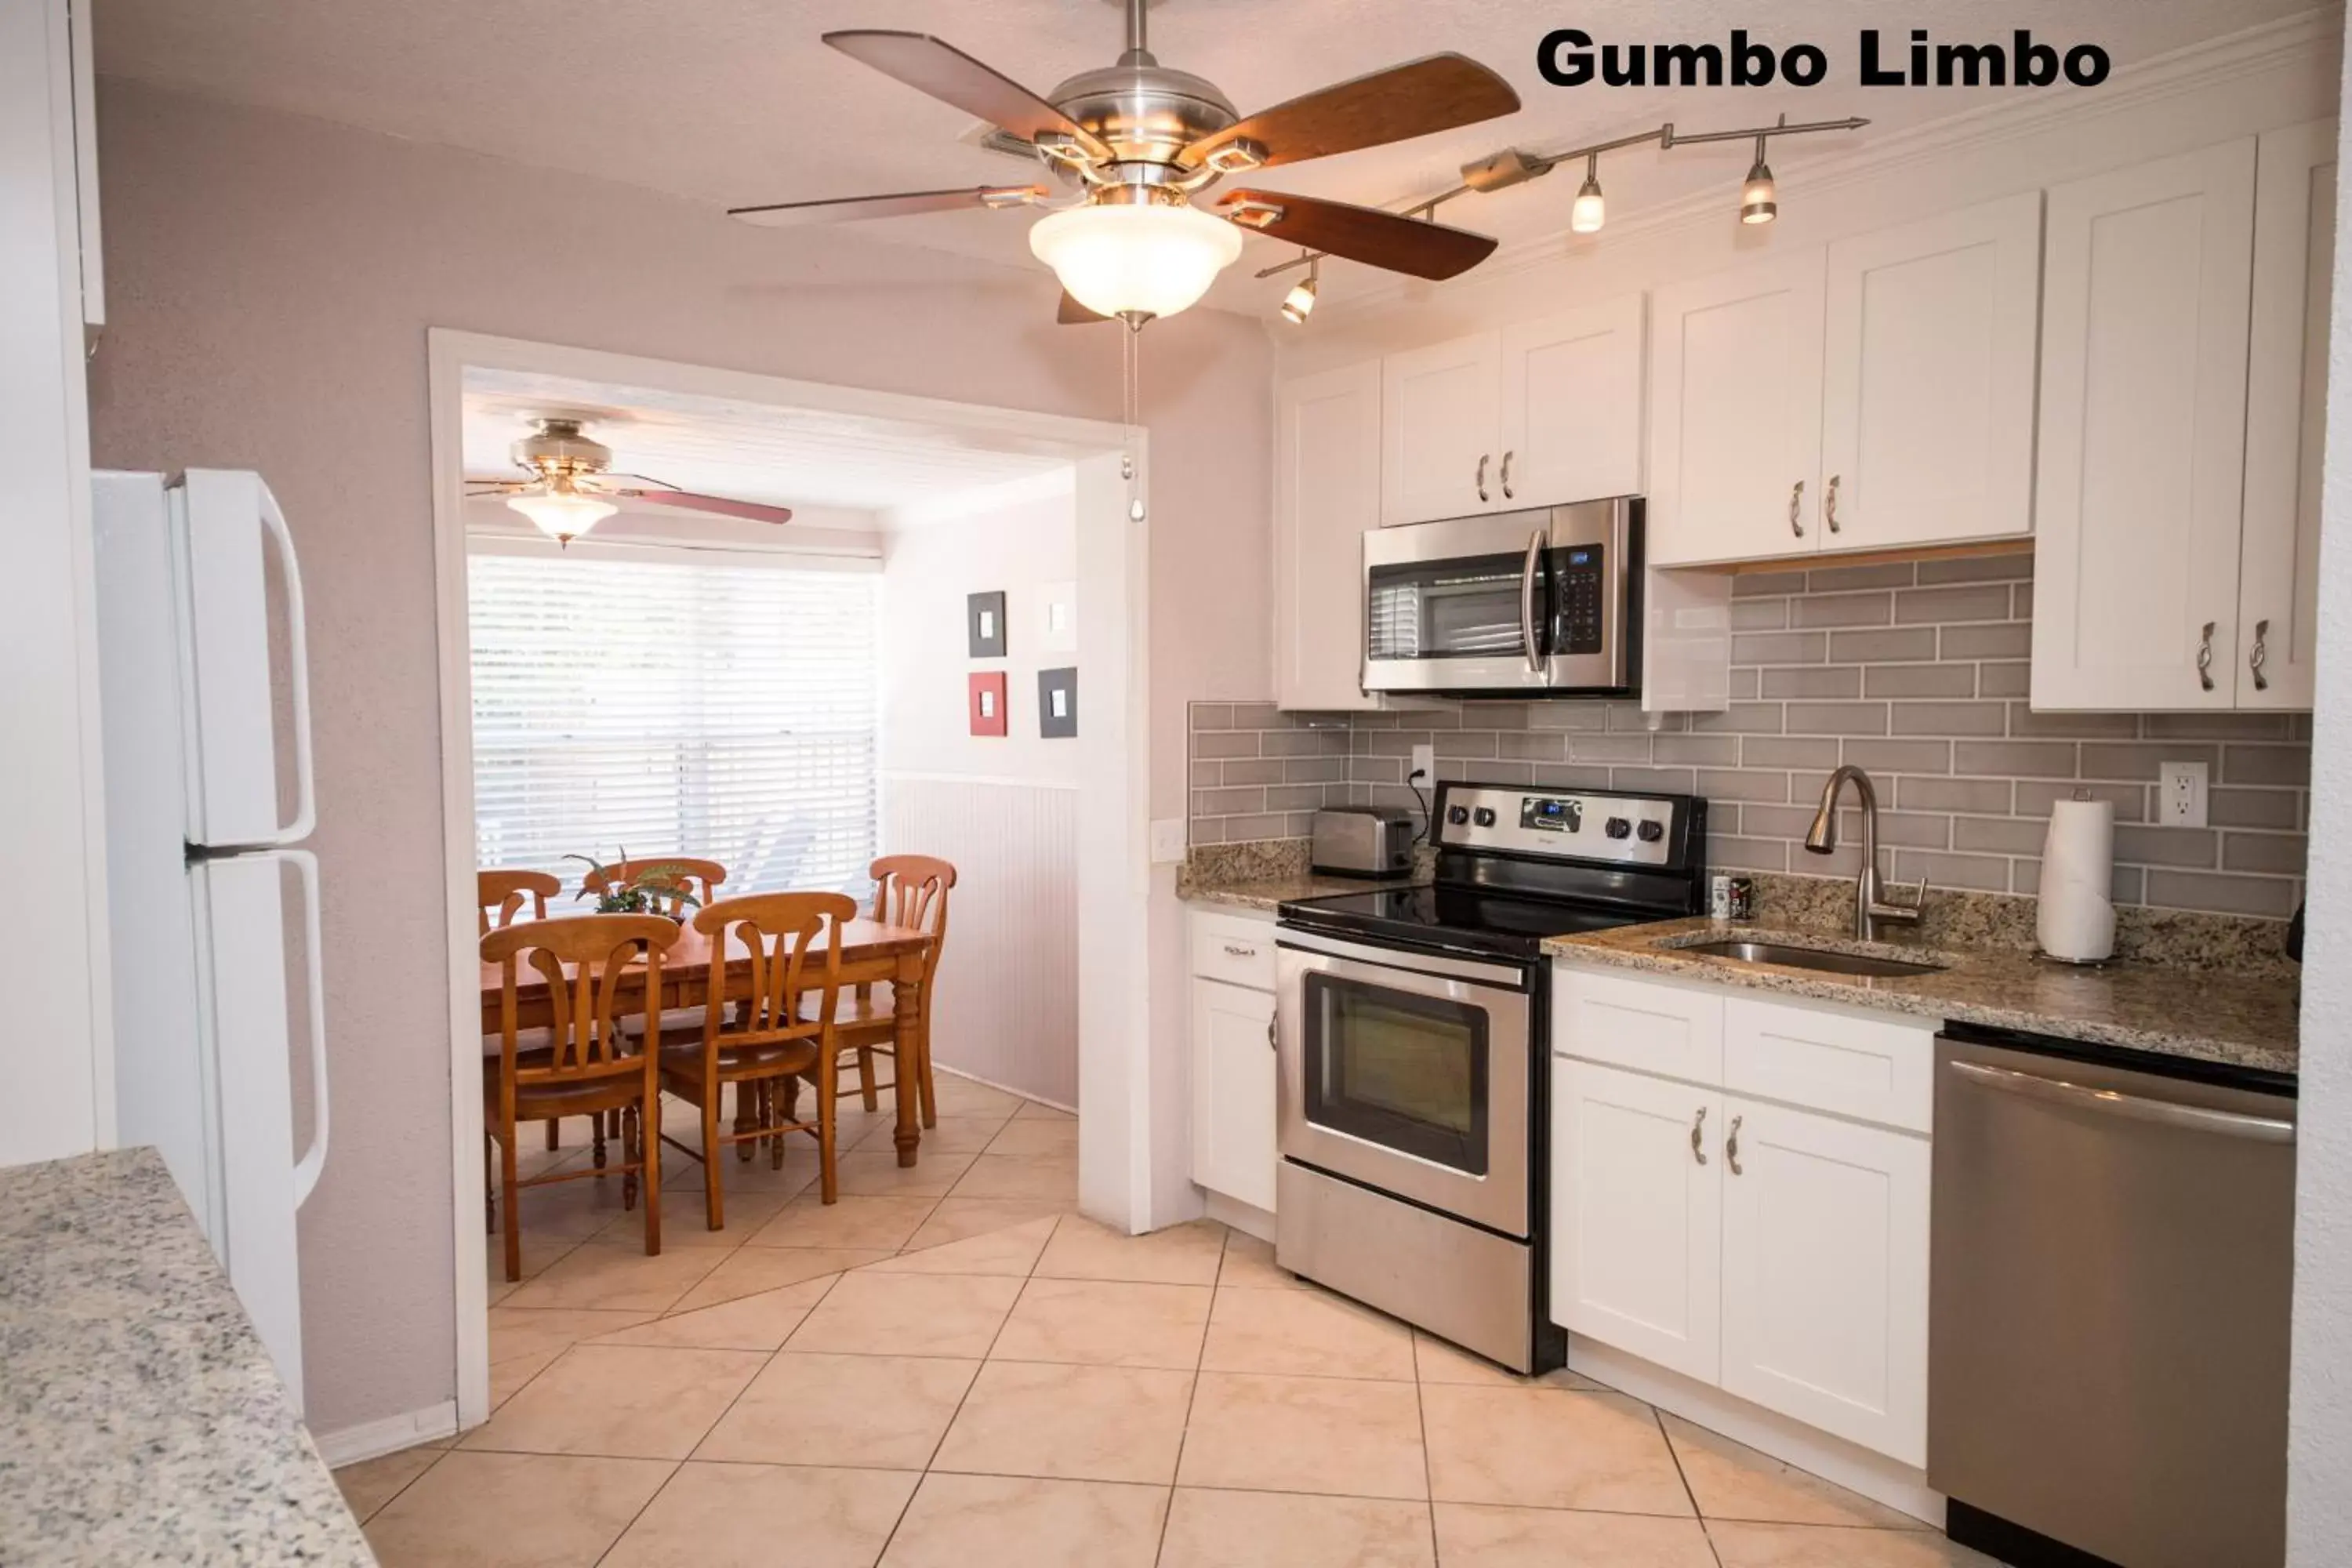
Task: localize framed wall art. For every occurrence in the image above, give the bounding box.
[967,671,1007,737]
[1038,666,1077,739]
[967,590,1007,659]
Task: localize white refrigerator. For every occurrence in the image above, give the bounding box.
[91,469,329,1413]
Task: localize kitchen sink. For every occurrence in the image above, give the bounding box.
[1679,939,1946,978]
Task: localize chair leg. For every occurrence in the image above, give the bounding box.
[734,1080,756,1163]
[770,1076,786,1170]
[592,1112,608,1172]
[544,1117,560,1152]
[484,1134,496,1236]
[702,1091,724,1233]
[499,1134,522,1283]
[815,1065,840,1206]
[781,1073,801,1123]
[643,1092,662,1258]
[917,1011,938,1131]
[856,1045,880,1113]
[621,1104,640,1210]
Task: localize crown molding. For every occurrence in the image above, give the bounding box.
[1314,6,2343,324]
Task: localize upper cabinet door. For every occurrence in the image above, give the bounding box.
[1274,361,1383,711]
[2032,140,2256,710]
[1647,250,1828,568]
[1381,332,1502,525]
[1497,295,1646,510]
[2238,120,2336,710]
[1819,194,2042,554]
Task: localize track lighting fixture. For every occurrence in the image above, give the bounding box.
[1281,256,1319,323]
[1570,154,1606,234]
[1740,136,1779,225]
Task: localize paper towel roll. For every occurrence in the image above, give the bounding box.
[2038,797,2116,962]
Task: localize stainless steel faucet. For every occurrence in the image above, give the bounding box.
[1804,764,1927,940]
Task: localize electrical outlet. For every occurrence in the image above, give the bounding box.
[2159,761,2210,828]
[1149,818,1188,864]
[1410,743,1435,785]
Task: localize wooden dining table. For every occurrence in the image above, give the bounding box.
[479,916,936,1164]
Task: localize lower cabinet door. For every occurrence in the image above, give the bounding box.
[1191,978,1278,1213]
[1718,1096,1930,1465]
[1550,1058,1722,1383]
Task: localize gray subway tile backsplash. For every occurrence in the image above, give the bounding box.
[1188,555,2308,920]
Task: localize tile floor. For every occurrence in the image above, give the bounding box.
[337,1072,1994,1567]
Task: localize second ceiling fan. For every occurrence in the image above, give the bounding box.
[731,1,1521,326]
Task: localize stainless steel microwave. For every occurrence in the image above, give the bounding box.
[1362,498,1641,696]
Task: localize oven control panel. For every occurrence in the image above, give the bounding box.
[1435,782,1682,867]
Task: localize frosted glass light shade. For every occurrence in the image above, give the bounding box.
[509,490,617,540]
[1029,201,1243,321]
[1570,174,1606,234]
[1740,160,1778,225]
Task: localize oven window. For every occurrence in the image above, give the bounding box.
[1303,974,1489,1174]
[1367,552,1537,661]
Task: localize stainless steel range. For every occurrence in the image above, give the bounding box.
[1274,780,1708,1372]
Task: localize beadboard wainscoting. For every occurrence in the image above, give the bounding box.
[882,775,1078,1106]
[1189,557,2310,920]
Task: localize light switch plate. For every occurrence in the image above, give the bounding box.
[1150,818,1188,863]
[2159,760,2210,827]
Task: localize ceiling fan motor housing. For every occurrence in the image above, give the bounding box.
[512,417,615,480]
[1048,62,1243,195]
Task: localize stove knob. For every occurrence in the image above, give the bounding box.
[1636,819,1665,843]
[1472,807,1498,828]
[1604,817,1632,840]
[1446,805,1470,826]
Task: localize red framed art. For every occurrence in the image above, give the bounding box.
[967,671,1007,736]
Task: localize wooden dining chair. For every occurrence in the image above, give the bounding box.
[579,856,728,916]
[659,891,858,1226]
[477,868,561,935]
[481,913,678,1281]
[804,855,956,1128]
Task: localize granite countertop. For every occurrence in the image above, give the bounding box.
[1547,917,2299,1077]
[0,1148,375,1566]
[1181,871,1417,913]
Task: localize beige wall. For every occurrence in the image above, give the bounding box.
[88,78,1272,1436]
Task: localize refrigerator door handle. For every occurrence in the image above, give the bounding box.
[263,846,331,1207]
[254,482,318,844]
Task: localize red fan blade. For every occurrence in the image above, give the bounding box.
[619,491,796,526]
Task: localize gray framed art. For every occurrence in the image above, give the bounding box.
[1038,666,1078,739]
[967,590,1007,658]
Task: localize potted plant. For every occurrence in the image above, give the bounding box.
[564,848,703,916]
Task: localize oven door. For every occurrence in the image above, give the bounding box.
[1275,927,1531,1238]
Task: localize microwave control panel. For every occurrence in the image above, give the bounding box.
[1554,545,1606,654]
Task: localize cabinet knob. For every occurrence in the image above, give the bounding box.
[2250,619,2270,692]
[1825,474,1842,533]
[1788,480,1806,538]
[1500,451,1515,500]
[1475,453,1490,504]
[1726,1114,1744,1176]
[2197,621,2216,692]
[1690,1105,1708,1166]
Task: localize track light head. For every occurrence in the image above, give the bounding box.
[1740,136,1777,225]
[1570,154,1605,234]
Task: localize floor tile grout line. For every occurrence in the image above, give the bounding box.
[588,1457,686,1568]
[1151,1224,1228,1565]
[1654,1406,1727,1566]
[1414,1334,1442,1564]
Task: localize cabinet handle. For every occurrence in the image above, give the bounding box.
[1266,1015,1276,1051]
[1690,1105,1708,1166]
[1788,480,1806,538]
[2250,619,2270,692]
[2197,622,2216,692]
[1500,451,1515,500]
[1726,1115,1744,1176]
[1825,474,1842,533]
[1475,453,1490,504]
[1221,943,1258,958]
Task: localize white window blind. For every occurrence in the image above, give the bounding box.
[468,548,880,900]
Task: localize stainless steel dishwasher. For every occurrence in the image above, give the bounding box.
[1929,1024,2296,1568]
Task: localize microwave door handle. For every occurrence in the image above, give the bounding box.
[1519,530,1545,677]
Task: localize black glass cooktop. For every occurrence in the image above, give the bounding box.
[1277,882,1660,961]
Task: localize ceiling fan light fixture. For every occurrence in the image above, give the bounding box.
[1029,200,1243,321]
[508,488,618,543]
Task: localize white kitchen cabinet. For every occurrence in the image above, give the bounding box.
[1717,1095,1931,1466]
[2237,119,2338,710]
[1379,297,1647,528]
[1191,977,1278,1213]
[1273,361,1382,710]
[1381,334,1501,526]
[1818,194,2042,554]
[2031,140,2259,710]
[1550,1057,1722,1384]
[1646,249,1828,566]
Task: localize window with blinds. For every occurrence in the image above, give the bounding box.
[467,546,880,900]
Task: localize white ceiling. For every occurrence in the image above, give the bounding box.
[463,366,1073,515]
[100,0,2314,310]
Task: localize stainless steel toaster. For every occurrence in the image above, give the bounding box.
[1309,807,1415,877]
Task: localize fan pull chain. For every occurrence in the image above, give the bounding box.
[1123,323,1146,522]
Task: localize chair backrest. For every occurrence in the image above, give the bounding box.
[869,855,956,985]
[691,891,859,1056]
[581,857,728,916]
[481,913,679,1083]
[478,868,561,935]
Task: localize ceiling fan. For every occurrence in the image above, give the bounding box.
[729,2,1522,326]
[466,417,797,544]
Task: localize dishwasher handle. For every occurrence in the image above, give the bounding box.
[1946,1058,2295,1145]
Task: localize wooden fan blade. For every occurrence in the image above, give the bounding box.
[823,31,1114,161]
[619,491,796,526]
[1216,190,1497,281]
[730,185,1044,227]
[1183,53,1519,171]
[1057,291,1115,325]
